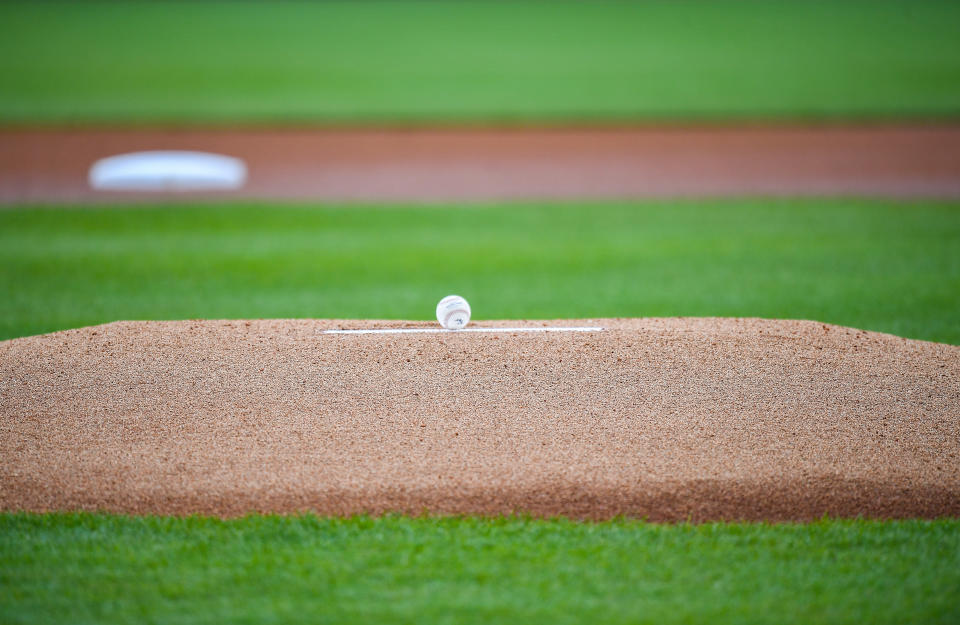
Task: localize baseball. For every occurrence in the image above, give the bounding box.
[436,295,471,330]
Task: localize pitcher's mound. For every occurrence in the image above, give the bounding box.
[2,318,958,521]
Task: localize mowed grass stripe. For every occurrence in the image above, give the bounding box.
[1,514,959,625]
[1,200,958,344]
[1,1,959,122]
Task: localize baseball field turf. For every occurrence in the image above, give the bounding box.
[2,1,959,623]
[1,200,959,345]
[1,1,959,123]
[2,514,959,625]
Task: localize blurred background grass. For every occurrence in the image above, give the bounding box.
[1,0,959,123]
[2,200,958,344]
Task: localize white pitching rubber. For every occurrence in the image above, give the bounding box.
[323,327,604,335]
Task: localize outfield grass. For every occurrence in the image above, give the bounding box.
[1,1,959,123]
[0,514,957,625]
[1,200,958,344]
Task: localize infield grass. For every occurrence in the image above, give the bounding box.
[1,200,958,344]
[1,514,959,625]
[1,1,959,123]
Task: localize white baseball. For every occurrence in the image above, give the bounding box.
[436,295,471,330]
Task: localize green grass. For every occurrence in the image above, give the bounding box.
[2,1,960,123]
[1,514,958,625]
[1,200,958,344]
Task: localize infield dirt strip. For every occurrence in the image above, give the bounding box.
[3,125,960,202]
[2,318,958,521]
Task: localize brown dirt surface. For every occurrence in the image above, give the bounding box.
[3,125,960,203]
[2,318,958,521]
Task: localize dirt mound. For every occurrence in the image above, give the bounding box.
[1,318,958,521]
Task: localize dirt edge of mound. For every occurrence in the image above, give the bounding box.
[4,476,958,522]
